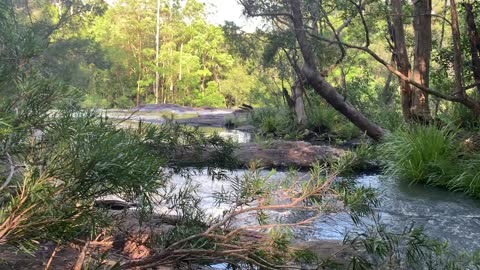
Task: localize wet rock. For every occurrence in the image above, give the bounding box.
[234,141,346,168]
[94,199,133,210]
[173,140,346,168]
[235,125,256,132]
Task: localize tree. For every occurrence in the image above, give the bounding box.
[240,0,480,129]
[463,2,480,94]
[239,0,386,140]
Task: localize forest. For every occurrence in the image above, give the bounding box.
[2,0,480,269]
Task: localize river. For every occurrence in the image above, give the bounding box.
[108,106,480,252]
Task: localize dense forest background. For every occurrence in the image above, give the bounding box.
[3,0,277,109]
[4,0,480,129]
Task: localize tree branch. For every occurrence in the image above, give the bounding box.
[308,33,464,103]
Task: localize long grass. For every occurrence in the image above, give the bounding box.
[380,124,480,198]
[380,125,458,185]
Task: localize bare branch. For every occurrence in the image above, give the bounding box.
[349,0,370,47]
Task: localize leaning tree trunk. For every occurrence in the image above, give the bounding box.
[288,0,385,141]
[411,0,432,121]
[463,3,480,94]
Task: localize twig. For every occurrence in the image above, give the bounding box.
[73,241,90,270]
[44,244,61,270]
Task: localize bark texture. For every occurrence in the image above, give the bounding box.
[463,3,480,94]
[391,0,414,120]
[450,0,465,98]
[411,0,432,120]
[292,79,307,126]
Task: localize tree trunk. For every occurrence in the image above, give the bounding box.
[154,0,160,104]
[411,0,432,120]
[390,0,414,120]
[288,0,385,140]
[136,38,142,107]
[450,0,465,99]
[292,79,307,126]
[382,70,394,108]
[463,3,480,94]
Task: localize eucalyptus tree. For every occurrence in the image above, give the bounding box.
[239,0,386,140]
[239,0,480,133]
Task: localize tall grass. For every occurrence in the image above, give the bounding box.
[380,125,458,185]
[247,103,362,140]
[380,124,480,198]
[450,152,480,196]
[248,106,295,136]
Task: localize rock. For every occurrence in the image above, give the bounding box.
[234,140,346,168]
[173,140,347,168]
[235,125,256,132]
[94,199,132,210]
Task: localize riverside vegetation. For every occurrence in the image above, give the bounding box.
[3,0,480,269]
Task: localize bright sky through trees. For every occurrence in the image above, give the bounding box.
[200,0,261,32]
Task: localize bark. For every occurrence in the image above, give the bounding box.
[382,70,394,108]
[390,0,414,120]
[450,0,465,98]
[282,86,295,109]
[411,0,432,120]
[463,3,480,94]
[154,0,160,104]
[288,0,385,140]
[292,79,307,126]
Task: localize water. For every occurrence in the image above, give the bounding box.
[106,106,480,251]
[170,170,480,252]
[105,109,253,143]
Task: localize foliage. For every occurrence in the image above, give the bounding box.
[248,106,296,137]
[380,125,457,184]
[246,100,364,141]
[380,124,480,198]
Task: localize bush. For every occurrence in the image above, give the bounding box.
[114,95,134,108]
[248,106,295,136]
[82,93,110,108]
[306,104,337,132]
[380,125,458,185]
[381,125,480,198]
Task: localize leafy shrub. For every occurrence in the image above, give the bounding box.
[306,104,337,132]
[82,93,110,108]
[114,95,134,108]
[248,106,295,136]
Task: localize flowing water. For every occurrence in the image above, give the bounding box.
[171,170,480,252]
[108,107,480,252]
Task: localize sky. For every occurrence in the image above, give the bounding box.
[105,0,261,32]
[199,0,261,32]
